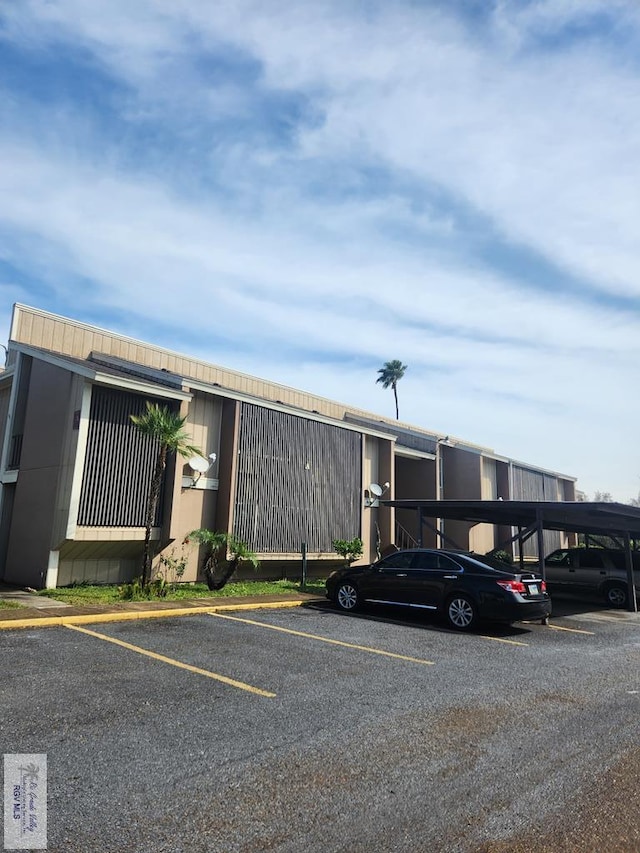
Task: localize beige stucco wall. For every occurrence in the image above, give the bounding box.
[161,489,219,583]
[469,457,498,553]
[182,391,223,463]
[359,435,396,563]
[156,394,234,583]
[377,440,395,545]
[362,435,379,563]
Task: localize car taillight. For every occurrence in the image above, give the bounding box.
[541,581,546,592]
[496,579,527,594]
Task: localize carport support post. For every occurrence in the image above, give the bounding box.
[301,542,307,591]
[624,532,638,613]
[536,508,546,582]
[518,527,524,571]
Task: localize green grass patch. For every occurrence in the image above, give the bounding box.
[38,578,326,605]
[0,600,24,609]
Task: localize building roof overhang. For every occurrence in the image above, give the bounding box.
[11,344,192,402]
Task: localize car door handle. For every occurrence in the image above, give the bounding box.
[568,569,575,572]
[396,573,408,577]
[443,575,458,579]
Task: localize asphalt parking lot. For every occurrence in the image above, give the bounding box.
[2,602,640,852]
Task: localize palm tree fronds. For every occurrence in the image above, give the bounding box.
[376,359,408,419]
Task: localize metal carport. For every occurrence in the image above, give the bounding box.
[381,500,640,613]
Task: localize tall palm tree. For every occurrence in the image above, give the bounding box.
[131,402,201,587]
[376,359,407,420]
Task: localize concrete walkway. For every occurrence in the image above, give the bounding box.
[0,587,71,608]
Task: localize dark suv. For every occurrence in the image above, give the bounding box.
[544,548,640,608]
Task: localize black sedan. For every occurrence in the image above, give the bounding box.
[326,548,551,631]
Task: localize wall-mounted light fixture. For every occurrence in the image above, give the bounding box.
[186,453,217,489]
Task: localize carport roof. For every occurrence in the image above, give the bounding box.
[381,500,640,537]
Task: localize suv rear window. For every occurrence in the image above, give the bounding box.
[606,551,640,570]
[546,550,570,565]
[609,552,626,570]
[579,551,606,568]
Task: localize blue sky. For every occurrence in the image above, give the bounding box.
[1,0,639,500]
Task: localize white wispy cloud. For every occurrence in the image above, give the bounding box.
[0,0,639,499]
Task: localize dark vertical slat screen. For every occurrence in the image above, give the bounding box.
[233,404,362,552]
[78,388,167,527]
[512,466,561,557]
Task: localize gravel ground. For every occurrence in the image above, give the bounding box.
[475,746,640,853]
[1,603,639,851]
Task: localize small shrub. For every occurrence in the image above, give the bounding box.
[332,537,364,565]
[117,577,148,601]
[155,545,188,587]
[187,529,259,590]
[151,577,168,597]
[487,549,513,565]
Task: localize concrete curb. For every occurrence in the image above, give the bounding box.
[0,598,325,630]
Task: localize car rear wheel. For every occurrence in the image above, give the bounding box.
[446,594,477,631]
[604,583,627,609]
[336,582,360,612]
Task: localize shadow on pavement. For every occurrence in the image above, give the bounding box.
[303,599,535,638]
[547,592,625,617]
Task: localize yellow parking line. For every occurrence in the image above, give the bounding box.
[546,624,595,635]
[208,612,435,665]
[479,635,528,646]
[65,624,275,697]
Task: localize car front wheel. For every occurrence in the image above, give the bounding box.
[604,583,627,609]
[336,582,360,612]
[446,594,477,631]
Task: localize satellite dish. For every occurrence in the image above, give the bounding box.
[188,456,211,474]
[369,483,384,497]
